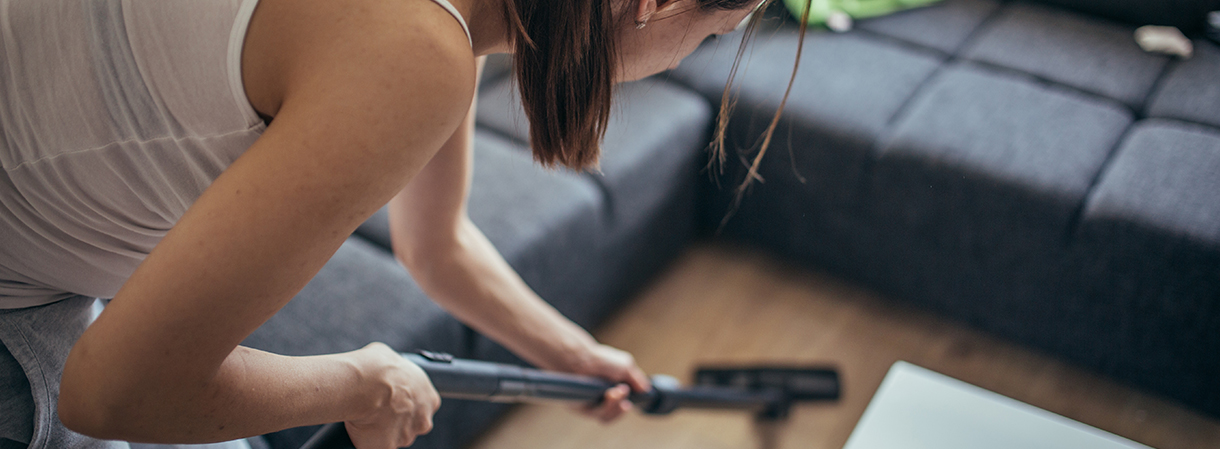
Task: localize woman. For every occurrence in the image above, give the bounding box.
[0,0,771,447]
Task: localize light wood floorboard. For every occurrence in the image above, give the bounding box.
[468,243,1220,449]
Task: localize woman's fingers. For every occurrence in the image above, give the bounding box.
[585,344,651,393]
[347,421,395,449]
[582,384,633,423]
[345,343,441,449]
[559,342,651,423]
[624,364,651,393]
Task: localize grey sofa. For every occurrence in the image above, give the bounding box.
[670,0,1220,420]
[242,1,1220,447]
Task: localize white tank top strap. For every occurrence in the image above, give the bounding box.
[429,0,472,48]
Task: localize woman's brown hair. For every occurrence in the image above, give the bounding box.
[501,0,810,194]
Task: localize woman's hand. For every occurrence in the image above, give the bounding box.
[562,343,651,423]
[345,343,441,449]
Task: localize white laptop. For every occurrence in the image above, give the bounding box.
[843,362,1151,449]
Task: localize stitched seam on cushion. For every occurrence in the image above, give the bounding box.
[1138,57,1182,120]
[880,0,1008,132]
[853,28,952,59]
[1063,122,1138,246]
[963,58,1141,115]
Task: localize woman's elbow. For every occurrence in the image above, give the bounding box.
[58,350,126,439]
[59,378,113,438]
[58,396,115,440]
[394,230,465,277]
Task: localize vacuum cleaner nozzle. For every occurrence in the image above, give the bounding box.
[693,364,841,420]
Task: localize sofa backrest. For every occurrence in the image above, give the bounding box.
[1025,0,1220,33]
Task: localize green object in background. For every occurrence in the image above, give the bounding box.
[782,0,943,25]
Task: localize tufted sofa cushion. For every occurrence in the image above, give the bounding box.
[872,62,1132,257]
[1147,40,1220,129]
[857,0,1001,54]
[960,2,1170,110]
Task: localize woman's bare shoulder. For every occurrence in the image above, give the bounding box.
[242,0,476,127]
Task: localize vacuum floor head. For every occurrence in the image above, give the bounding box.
[692,364,841,419]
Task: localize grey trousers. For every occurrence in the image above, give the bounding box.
[0,297,253,449]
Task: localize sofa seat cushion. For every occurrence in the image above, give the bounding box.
[1075,119,1220,412]
[1082,120,1220,251]
[961,2,1170,109]
[857,0,1002,54]
[872,62,1132,263]
[463,133,604,263]
[1147,40,1220,130]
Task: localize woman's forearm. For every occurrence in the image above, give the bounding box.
[400,218,598,371]
[61,345,372,443]
[384,54,603,373]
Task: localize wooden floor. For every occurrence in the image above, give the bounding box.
[469,243,1220,449]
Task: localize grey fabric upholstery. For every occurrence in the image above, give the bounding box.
[857,0,1002,54]
[1077,120,1220,414]
[476,77,711,232]
[961,2,1170,109]
[670,31,943,139]
[245,437,271,449]
[242,236,466,358]
[463,133,607,327]
[472,78,528,142]
[479,53,514,87]
[354,130,607,327]
[876,62,1132,213]
[669,23,941,310]
[861,61,1132,340]
[1025,0,1220,34]
[669,29,942,215]
[1083,120,1220,250]
[352,207,392,252]
[1147,40,1220,129]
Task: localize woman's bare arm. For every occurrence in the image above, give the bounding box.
[386,59,650,421]
[57,0,475,444]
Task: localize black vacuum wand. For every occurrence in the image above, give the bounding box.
[300,350,840,449]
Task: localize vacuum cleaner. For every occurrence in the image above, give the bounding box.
[300,350,841,449]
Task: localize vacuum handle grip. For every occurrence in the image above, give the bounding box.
[405,352,650,404]
[299,352,642,449]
